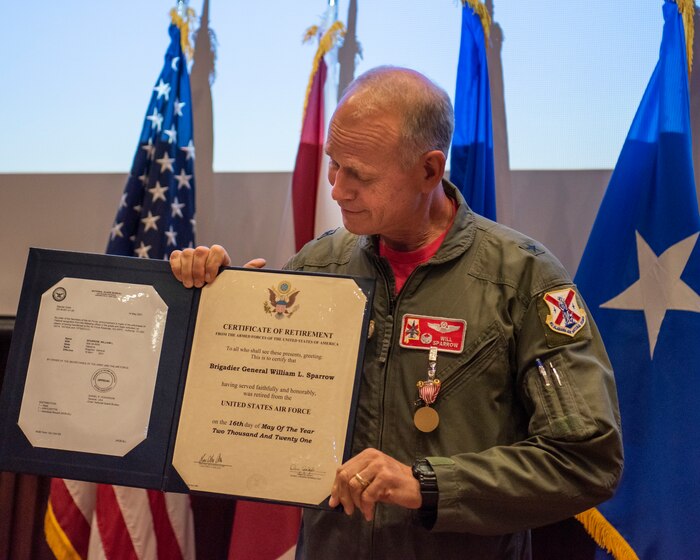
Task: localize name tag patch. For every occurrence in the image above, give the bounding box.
[400,314,466,353]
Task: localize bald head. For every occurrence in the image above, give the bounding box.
[337,67,454,168]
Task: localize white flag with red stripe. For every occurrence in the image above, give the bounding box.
[231,10,345,560]
[291,15,345,252]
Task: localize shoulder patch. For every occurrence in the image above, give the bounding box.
[316,227,340,240]
[519,241,545,256]
[542,288,586,337]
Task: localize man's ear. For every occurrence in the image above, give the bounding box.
[420,150,447,192]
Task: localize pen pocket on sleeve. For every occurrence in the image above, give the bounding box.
[526,358,597,441]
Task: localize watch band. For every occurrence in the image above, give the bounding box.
[412,458,439,528]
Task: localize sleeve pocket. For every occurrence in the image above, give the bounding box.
[525,358,598,441]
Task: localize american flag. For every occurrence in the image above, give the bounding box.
[107,24,196,259]
[45,21,196,560]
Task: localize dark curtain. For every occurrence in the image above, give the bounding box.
[0,319,54,560]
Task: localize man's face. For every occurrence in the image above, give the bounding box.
[325,101,424,243]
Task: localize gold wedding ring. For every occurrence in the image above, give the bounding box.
[354,472,370,489]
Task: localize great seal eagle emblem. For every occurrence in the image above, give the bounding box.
[264,281,300,319]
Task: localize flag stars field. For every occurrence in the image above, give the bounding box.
[110,222,124,240]
[164,125,177,144]
[171,197,185,218]
[141,211,160,232]
[134,241,152,258]
[148,181,168,202]
[180,139,195,160]
[175,168,192,189]
[146,108,163,132]
[153,78,171,101]
[165,226,178,246]
[142,138,156,159]
[105,21,195,273]
[156,152,175,173]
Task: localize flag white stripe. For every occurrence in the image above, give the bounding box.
[64,480,97,524]
[313,49,342,238]
[87,510,108,560]
[278,545,297,560]
[114,487,158,560]
[165,492,195,560]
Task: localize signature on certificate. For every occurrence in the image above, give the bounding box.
[198,452,223,465]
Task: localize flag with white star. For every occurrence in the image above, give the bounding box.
[107,24,195,259]
[575,2,700,558]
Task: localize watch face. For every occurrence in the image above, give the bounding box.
[412,460,430,477]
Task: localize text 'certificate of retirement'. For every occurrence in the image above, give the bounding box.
[173,269,367,506]
[17,278,167,457]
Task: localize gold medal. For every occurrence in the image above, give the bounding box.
[414,346,441,432]
[414,406,440,432]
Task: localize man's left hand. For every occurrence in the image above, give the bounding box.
[328,448,421,521]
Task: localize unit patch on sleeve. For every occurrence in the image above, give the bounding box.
[542,288,586,337]
[400,314,466,353]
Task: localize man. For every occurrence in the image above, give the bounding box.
[171,67,622,559]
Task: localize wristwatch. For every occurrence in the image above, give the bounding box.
[412,459,438,528]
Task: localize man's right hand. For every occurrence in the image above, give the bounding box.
[170,245,267,288]
[170,245,232,288]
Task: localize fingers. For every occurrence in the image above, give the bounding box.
[169,245,231,288]
[204,245,231,284]
[244,258,266,269]
[169,250,185,283]
[329,465,372,518]
[328,449,422,522]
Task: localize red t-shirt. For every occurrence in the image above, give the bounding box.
[379,201,456,294]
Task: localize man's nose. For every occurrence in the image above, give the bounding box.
[330,172,352,202]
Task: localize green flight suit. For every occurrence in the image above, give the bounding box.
[285,181,623,559]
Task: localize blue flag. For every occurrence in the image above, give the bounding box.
[450,3,496,220]
[575,2,700,558]
[107,24,196,259]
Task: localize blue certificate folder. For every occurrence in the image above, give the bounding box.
[0,248,374,506]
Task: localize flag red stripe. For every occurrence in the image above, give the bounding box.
[147,489,185,560]
[48,478,91,558]
[292,59,327,252]
[228,501,301,559]
[95,485,139,560]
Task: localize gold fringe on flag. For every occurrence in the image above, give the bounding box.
[170,6,197,61]
[675,0,694,73]
[575,508,639,560]
[301,20,346,121]
[44,501,83,560]
[462,0,492,42]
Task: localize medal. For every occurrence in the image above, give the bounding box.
[414,346,441,432]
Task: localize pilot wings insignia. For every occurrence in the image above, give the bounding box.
[427,321,460,334]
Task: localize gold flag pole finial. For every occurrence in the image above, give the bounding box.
[676,0,695,73]
[170,0,196,61]
[301,20,346,122]
[462,0,492,42]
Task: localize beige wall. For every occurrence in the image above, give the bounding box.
[0,169,610,316]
